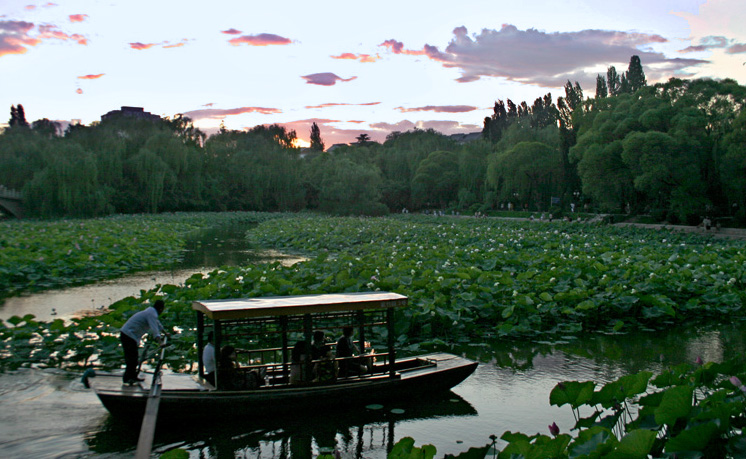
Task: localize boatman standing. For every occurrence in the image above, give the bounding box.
[120,299,166,385]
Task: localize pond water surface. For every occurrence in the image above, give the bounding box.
[0,223,743,458]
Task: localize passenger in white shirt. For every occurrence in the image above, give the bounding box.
[203,339,216,385]
[119,299,165,384]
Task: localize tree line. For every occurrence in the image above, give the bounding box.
[1,55,745,224]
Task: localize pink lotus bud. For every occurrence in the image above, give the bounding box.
[730,376,742,388]
[549,422,560,436]
[695,356,703,365]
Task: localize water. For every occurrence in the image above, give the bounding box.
[0,224,305,322]
[1,223,744,458]
[2,323,743,458]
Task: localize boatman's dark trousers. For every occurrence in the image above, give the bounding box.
[120,332,139,383]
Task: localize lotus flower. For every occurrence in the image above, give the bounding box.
[549,422,560,436]
[695,356,703,365]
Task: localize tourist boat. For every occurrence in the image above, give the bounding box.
[86,292,478,421]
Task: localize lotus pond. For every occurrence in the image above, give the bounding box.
[1,213,746,457]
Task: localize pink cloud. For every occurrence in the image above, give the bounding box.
[25,5,36,10]
[395,105,477,113]
[38,24,87,44]
[228,33,291,46]
[331,52,380,63]
[130,42,157,50]
[277,118,385,146]
[182,106,282,121]
[221,28,242,35]
[44,3,57,7]
[380,39,427,56]
[385,25,707,88]
[76,88,82,94]
[301,73,357,86]
[77,73,104,79]
[69,14,88,23]
[0,20,40,57]
[726,43,746,54]
[305,102,380,109]
[163,39,188,49]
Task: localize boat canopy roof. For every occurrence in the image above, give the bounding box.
[192,292,408,321]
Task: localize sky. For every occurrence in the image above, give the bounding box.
[1,0,745,147]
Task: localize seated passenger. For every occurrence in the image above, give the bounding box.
[289,340,310,385]
[336,327,366,377]
[311,330,327,361]
[217,345,244,390]
[203,335,216,385]
[314,344,337,383]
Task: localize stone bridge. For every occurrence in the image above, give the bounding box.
[0,186,24,218]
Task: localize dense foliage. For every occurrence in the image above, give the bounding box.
[3,57,743,224]
[0,212,272,300]
[1,214,744,372]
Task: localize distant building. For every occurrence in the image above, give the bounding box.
[448,132,482,144]
[101,106,161,122]
[326,143,348,152]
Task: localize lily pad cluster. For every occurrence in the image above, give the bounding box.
[0,212,271,300]
[497,356,746,458]
[1,214,745,372]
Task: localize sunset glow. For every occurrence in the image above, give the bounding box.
[0,0,743,146]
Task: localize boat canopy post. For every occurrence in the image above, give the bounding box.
[196,312,204,379]
[356,310,366,356]
[280,316,289,377]
[387,308,396,377]
[303,314,313,381]
[214,319,223,389]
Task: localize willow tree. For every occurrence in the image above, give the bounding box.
[488,141,563,210]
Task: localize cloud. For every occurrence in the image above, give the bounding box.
[25,5,36,10]
[727,43,746,54]
[370,119,480,135]
[384,25,707,88]
[221,28,242,35]
[130,40,187,50]
[38,24,87,44]
[395,105,477,113]
[130,42,157,50]
[301,73,357,86]
[69,14,88,23]
[305,102,380,109]
[380,39,427,56]
[331,52,380,63]
[163,39,188,49]
[277,118,386,145]
[76,88,82,94]
[228,33,291,46]
[0,20,40,57]
[181,106,282,121]
[77,73,104,79]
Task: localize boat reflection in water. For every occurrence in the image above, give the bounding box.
[87,391,477,457]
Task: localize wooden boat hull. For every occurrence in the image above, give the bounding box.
[90,353,477,421]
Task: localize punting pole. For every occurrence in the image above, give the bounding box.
[135,336,167,459]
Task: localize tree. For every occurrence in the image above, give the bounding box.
[8,104,29,128]
[411,150,460,208]
[310,122,325,151]
[488,141,563,210]
[355,133,371,144]
[607,66,621,96]
[625,55,646,93]
[596,75,608,99]
[31,118,60,137]
[318,156,387,215]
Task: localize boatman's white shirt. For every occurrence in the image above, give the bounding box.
[203,342,216,373]
[121,306,164,345]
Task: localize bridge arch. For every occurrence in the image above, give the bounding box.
[0,186,24,218]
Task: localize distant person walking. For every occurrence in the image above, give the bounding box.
[119,299,166,385]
